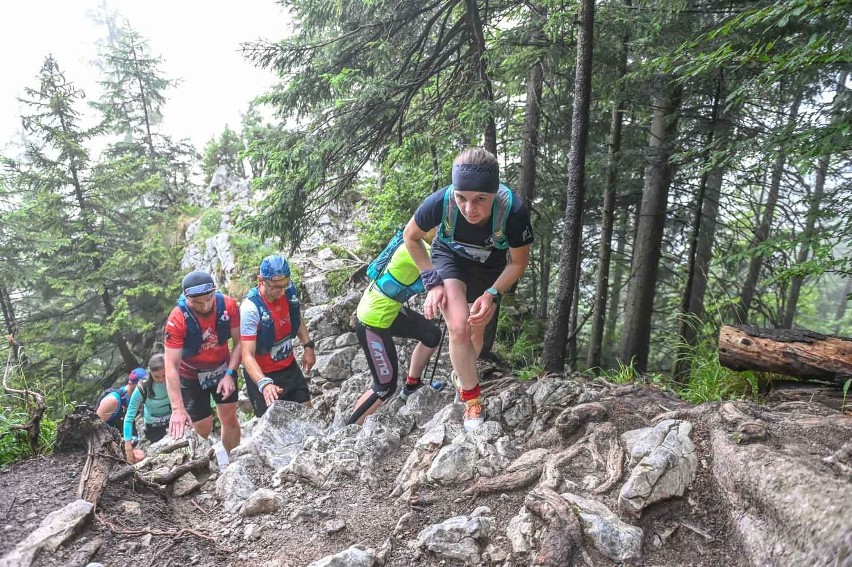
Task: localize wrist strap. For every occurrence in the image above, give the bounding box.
[225,368,235,377]
[303,340,315,350]
[257,377,274,391]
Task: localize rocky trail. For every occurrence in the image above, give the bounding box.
[1,288,850,567]
[1,168,850,566]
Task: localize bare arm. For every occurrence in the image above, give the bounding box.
[216,328,242,398]
[241,338,263,384]
[164,347,184,412]
[492,244,531,293]
[403,217,432,272]
[297,320,315,373]
[165,347,191,439]
[96,395,119,422]
[469,245,532,324]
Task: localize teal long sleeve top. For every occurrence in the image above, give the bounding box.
[123,381,172,441]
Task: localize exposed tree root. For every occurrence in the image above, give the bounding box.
[526,429,564,450]
[539,444,585,491]
[463,464,544,496]
[525,488,582,567]
[719,402,767,444]
[96,513,232,553]
[591,423,624,494]
[555,402,608,437]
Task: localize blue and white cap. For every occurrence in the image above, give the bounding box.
[260,255,291,279]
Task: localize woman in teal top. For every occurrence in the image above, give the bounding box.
[124,354,172,464]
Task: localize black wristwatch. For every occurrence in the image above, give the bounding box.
[485,287,501,301]
[303,340,315,350]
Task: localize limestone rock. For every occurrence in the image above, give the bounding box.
[0,499,93,567]
[427,437,478,484]
[619,419,697,516]
[498,385,533,429]
[528,376,582,410]
[231,401,326,469]
[314,346,359,382]
[562,492,643,561]
[172,473,201,497]
[240,488,282,517]
[397,385,449,428]
[216,461,257,514]
[416,515,492,564]
[331,374,372,429]
[307,545,375,567]
[506,506,538,554]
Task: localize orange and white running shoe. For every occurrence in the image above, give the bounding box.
[463,397,485,431]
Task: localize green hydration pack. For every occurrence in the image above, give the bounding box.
[438,184,513,263]
[366,228,425,303]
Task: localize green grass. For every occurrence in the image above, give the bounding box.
[326,267,352,297]
[0,401,59,467]
[596,344,766,404]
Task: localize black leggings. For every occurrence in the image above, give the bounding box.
[348,307,440,424]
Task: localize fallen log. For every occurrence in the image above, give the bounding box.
[718,325,852,386]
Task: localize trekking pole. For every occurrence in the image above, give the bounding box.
[428,318,447,390]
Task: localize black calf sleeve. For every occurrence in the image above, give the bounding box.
[346,392,382,425]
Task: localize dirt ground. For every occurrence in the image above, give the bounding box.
[0,385,757,567]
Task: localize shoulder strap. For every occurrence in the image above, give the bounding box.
[246,287,276,354]
[214,292,231,345]
[176,294,201,356]
[285,284,301,340]
[440,185,456,243]
[490,185,513,249]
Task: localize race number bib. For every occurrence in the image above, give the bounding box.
[197,364,227,390]
[269,337,293,362]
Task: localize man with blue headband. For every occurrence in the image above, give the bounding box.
[403,147,534,431]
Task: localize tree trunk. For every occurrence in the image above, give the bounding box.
[731,89,802,325]
[542,0,595,372]
[587,2,629,371]
[0,284,16,337]
[567,249,582,370]
[517,56,543,205]
[718,325,852,386]
[63,110,140,372]
[781,155,827,329]
[537,233,551,319]
[603,209,629,357]
[835,278,852,333]
[782,72,846,328]
[619,82,683,372]
[673,76,729,382]
[464,0,497,155]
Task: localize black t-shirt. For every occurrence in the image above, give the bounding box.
[413,186,534,268]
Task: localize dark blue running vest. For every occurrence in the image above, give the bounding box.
[246,285,301,354]
[176,291,232,357]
